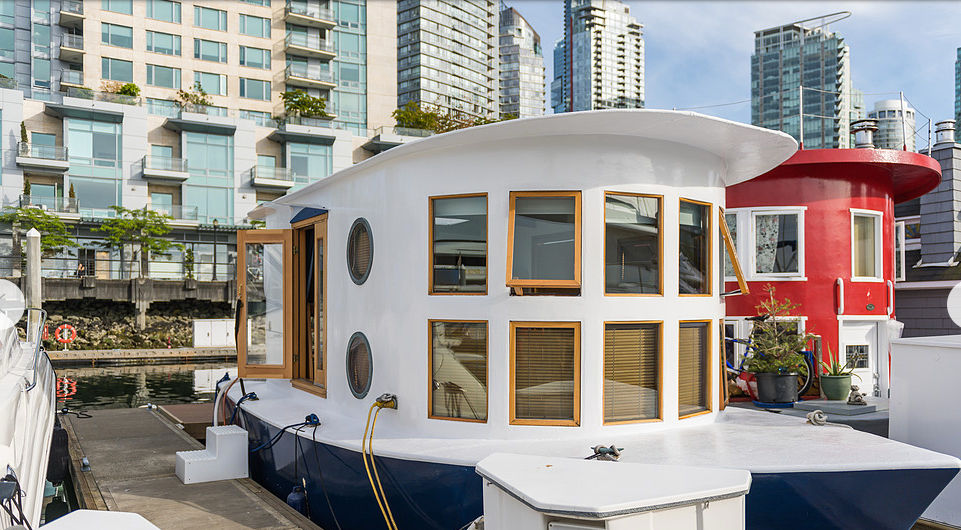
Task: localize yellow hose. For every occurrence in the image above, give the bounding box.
[369,406,397,529]
[362,403,392,529]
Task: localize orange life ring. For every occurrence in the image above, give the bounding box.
[55,324,77,344]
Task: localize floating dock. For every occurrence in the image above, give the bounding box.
[60,407,320,529]
[49,347,236,366]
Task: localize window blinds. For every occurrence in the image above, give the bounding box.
[513,325,577,422]
[604,323,659,422]
[678,322,709,417]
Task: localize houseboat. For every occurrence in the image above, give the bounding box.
[225,110,959,529]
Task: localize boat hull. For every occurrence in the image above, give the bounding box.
[238,409,957,530]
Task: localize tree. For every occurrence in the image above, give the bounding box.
[19,121,27,144]
[101,80,140,96]
[742,285,816,374]
[68,183,76,200]
[177,81,212,108]
[22,179,30,198]
[95,206,183,279]
[392,101,438,131]
[280,90,328,118]
[0,207,75,257]
[184,247,195,280]
[391,101,516,134]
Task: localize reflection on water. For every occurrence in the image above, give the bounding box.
[55,362,237,410]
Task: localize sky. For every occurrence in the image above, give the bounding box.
[512,1,961,147]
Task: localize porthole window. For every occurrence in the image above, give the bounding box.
[347,218,373,284]
[346,332,372,398]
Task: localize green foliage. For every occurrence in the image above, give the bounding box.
[391,101,516,133]
[95,206,183,278]
[184,247,195,280]
[19,121,27,143]
[743,285,816,374]
[0,207,75,256]
[280,90,328,118]
[247,219,266,229]
[819,345,860,379]
[102,80,140,96]
[392,101,438,130]
[177,81,212,107]
[68,183,76,200]
[22,179,30,197]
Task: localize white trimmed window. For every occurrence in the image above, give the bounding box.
[851,209,883,281]
[895,221,906,282]
[751,209,804,278]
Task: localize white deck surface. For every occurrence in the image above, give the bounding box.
[227,380,961,475]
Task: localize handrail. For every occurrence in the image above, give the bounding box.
[836,278,844,315]
[24,307,48,392]
[886,280,894,316]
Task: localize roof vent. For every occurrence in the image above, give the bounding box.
[935,120,956,146]
[850,119,879,149]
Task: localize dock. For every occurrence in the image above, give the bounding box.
[48,347,236,366]
[61,407,320,529]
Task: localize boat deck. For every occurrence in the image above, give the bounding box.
[61,407,321,529]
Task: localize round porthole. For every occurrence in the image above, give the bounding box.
[346,332,372,399]
[347,218,373,285]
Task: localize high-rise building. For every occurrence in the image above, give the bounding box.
[550,0,644,113]
[0,0,398,283]
[751,13,853,149]
[498,4,544,118]
[397,0,498,120]
[868,99,916,151]
[955,48,960,125]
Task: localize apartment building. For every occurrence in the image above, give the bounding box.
[550,0,644,113]
[868,99,916,151]
[0,0,396,281]
[397,0,500,120]
[498,4,544,118]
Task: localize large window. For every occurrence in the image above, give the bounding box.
[430,194,486,294]
[604,192,660,295]
[679,321,711,418]
[852,210,882,280]
[146,64,180,89]
[239,14,270,38]
[288,143,332,184]
[194,38,227,63]
[753,211,801,275]
[101,0,132,15]
[101,57,133,82]
[679,199,711,295]
[147,0,181,23]
[723,213,737,278]
[146,31,181,56]
[194,71,226,96]
[507,191,581,290]
[429,321,488,422]
[194,6,227,31]
[239,77,270,100]
[604,322,660,423]
[239,46,270,69]
[510,322,580,426]
[0,28,13,59]
[101,22,132,48]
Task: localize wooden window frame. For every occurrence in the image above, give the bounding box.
[506,191,582,290]
[602,320,663,425]
[603,192,663,297]
[427,319,489,423]
[237,228,293,379]
[719,318,727,410]
[509,321,581,426]
[678,319,713,419]
[428,193,488,296]
[290,215,328,397]
[678,198,713,297]
[719,207,749,295]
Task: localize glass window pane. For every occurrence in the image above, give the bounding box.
[147,0,181,23]
[101,23,132,48]
[511,196,576,282]
[678,321,709,416]
[102,0,132,14]
[430,321,487,421]
[853,215,878,277]
[0,28,13,60]
[245,242,284,365]
[755,214,798,274]
[513,325,577,422]
[679,200,710,295]
[431,196,486,293]
[604,323,659,422]
[33,58,50,88]
[195,71,225,95]
[240,78,270,100]
[194,38,226,63]
[605,194,659,294]
[723,214,737,277]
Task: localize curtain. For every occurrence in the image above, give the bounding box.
[604,323,659,422]
[853,215,877,277]
[755,214,798,273]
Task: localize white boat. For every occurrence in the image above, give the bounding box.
[222,110,960,529]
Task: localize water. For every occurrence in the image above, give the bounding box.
[55,362,237,410]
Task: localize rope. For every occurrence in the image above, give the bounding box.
[227,392,257,426]
[805,409,827,426]
[310,425,343,530]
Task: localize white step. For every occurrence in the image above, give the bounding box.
[175,425,249,484]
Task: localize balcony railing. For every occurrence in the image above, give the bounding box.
[143,155,187,172]
[285,2,334,22]
[284,33,335,54]
[153,204,199,221]
[61,34,83,50]
[374,125,434,138]
[249,166,294,182]
[66,87,141,106]
[282,115,336,127]
[181,103,234,117]
[61,70,83,86]
[285,63,335,84]
[18,142,68,160]
[0,76,17,89]
[60,0,83,15]
[19,195,78,213]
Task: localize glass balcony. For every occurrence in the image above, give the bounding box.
[60,0,83,16]
[18,142,68,161]
[181,103,234,117]
[283,115,335,127]
[249,166,295,189]
[284,33,336,59]
[20,195,78,213]
[284,2,335,28]
[284,63,335,88]
[143,155,187,173]
[0,77,17,89]
[153,204,199,221]
[374,125,434,138]
[61,34,83,50]
[61,70,83,86]
[66,87,141,106]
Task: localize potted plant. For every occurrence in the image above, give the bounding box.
[819,345,859,400]
[743,285,816,403]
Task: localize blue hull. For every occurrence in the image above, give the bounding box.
[236,409,957,529]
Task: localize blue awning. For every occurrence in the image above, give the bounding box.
[290,207,328,224]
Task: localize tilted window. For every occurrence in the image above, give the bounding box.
[679,199,711,295]
[511,322,580,426]
[429,321,487,422]
[430,194,487,294]
[604,322,660,423]
[605,193,661,295]
[507,191,581,292]
[679,321,711,418]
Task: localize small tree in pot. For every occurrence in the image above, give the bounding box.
[743,285,816,403]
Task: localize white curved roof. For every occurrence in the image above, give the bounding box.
[276,109,797,207]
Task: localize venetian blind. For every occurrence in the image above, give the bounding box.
[678,322,709,417]
[604,323,659,422]
[347,335,371,396]
[348,222,371,280]
[513,325,577,421]
[431,321,488,421]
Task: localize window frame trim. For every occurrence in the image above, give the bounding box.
[427,319,489,423]
[678,319,713,420]
[428,193,488,296]
[894,220,906,282]
[748,207,806,280]
[509,320,581,427]
[678,198,713,297]
[850,208,884,283]
[719,207,749,295]
[289,214,328,397]
[506,191,582,290]
[602,320,663,425]
[603,191,663,297]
